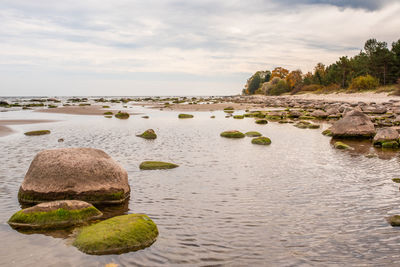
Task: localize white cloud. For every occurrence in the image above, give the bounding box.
[0,0,399,95]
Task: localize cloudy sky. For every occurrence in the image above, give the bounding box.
[1,0,399,96]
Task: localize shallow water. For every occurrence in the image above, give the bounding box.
[1,104,400,266]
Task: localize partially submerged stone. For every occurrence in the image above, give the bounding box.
[115,112,130,119]
[178,114,194,119]
[381,141,399,149]
[387,215,400,227]
[103,112,113,115]
[24,130,51,136]
[245,131,262,137]
[233,115,244,119]
[220,130,245,138]
[294,121,320,129]
[330,110,375,138]
[73,214,158,255]
[373,128,399,146]
[18,148,130,205]
[255,119,268,124]
[251,137,271,145]
[136,129,157,139]
[392,178,400,183]
[8,200,102,229]
[322,129,333,136]
[334,141,353,150]
[139,161,179,170]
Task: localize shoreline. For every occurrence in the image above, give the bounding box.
[0,119,58,137]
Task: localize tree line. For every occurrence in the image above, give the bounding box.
[243,38,400,96]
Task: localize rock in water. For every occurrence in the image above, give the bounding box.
[18,148,130,205]
[139,161,179,170]
[220,130,245,138]
[373,127,399,147]
[330,110,375,138]
[73,214,158,255]
[137,129,157,139]
[8,200,102,229]
[387,215,400,227]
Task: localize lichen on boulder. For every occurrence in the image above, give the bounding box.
[251,137,271,145]
[136,129,157,139]
[220,130,245,138]
[73,214,158,255]
[24,130,51,136]
[18,148,130,205]
[139,161,179,170]
[8,200,102,229]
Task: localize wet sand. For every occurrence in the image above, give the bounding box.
[36,105,122,115]
[0,119,57,137]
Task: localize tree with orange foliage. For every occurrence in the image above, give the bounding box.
[286,70,303,89]
[271,67,289,79]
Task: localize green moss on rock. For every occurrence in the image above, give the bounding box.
[139,161,179,170]
[73,214,158,255]
[392,178,400,183]
[387,215,400,227]
[233,115,244,119]
[104,112,113,115]
[220,130,245,138]
[115,112,130,119]
[223,107,234,110]
[245,131,262,137]
[251,137,271,145]
[322,129,333,136]
[24,130,51,136]
[255,119,268,124]
[178,114,194,119]
[334,141,352,150]
[381,141,399,148]
[137,129,157,139]
[8,200,102,229]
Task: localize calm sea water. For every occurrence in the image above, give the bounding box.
[1,103,400,266]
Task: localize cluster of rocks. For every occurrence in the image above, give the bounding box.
[8,147,158,255]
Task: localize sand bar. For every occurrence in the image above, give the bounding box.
[0,119,57,137]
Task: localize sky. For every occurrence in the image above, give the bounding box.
[0,0,399,96]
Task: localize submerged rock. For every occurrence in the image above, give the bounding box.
[387,215,400,227]
[136,129,157,139]
[245,131,262,137]
[8,200,102,229]
[233,115,244,119]
[251,137,271,145]
[178,114,194,119]
[322,129,333,136]
[18,148,130,205]
[330,110,375,138]
[392,178,400,183]
[255,119,268,124]
[115,112,130,119]
[220,130,245,138]
[24,130,51,136]
[139,161,179,170]
[334,141,353,150]
[73,214,158,255]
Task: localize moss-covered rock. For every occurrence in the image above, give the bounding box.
[104,112,113,115]
[255,119,268,124]
[210,115,215,118]
[73,214,158,255]
[387,215,400,227]
[142,116,149,119]
[233,115,244,119]
[334,141,352,150]
[24,130,51,136]
[115,112,129,119]
[251,137,271,145]
[224,110,234,114]
[136,129,157,139]
[220,130,245,138]
[178,114,194,119]
[381,141,399,148]
[139,161,179,170]
[322,129,333,136]
[392,178,400,183]
[223,107,234,111]
[104,115,112,118]
[8,200,102,229]
[294,121,320,129]
[102,106,110,108]
[245,131,262,137]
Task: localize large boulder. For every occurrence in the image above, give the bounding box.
[18,148,130,205]
[8,200,102,229]
[330,110,375,138]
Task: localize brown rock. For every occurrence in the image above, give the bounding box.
[18,148,130,205]
[330,110,375,138]
[373,127,399,145]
